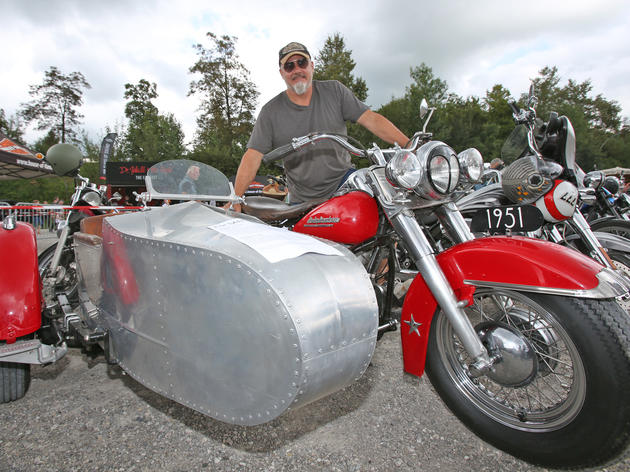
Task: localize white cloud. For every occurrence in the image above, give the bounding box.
[2,0,629,148]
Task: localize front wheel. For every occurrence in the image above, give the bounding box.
[0,361,31,403]
[38,242,79,303]
[425,288,630,469]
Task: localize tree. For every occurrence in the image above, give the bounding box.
[120,79,186,162]
[314,33,368,102]
[376,63,450,141]
[20,66,91,143]
[189,32,259,174]
[0,108,25,142]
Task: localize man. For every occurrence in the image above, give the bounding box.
[232,41,408,210]
[179,165,200,194]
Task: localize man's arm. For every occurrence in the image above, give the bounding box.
[230,148,264,211]
[357,110,409,146]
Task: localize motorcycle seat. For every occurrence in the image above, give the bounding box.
[242,196,326,222]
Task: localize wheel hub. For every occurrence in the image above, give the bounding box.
[476,321,538,387]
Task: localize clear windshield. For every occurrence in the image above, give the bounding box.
[145,159,233,200]
[500,124,529,161]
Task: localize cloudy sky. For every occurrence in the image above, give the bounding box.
[2,0,629,149]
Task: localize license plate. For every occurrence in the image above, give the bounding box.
[470,205,544,233]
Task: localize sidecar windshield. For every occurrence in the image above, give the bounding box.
[145,159,233,201]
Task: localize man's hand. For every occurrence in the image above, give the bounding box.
[222,202,242,213]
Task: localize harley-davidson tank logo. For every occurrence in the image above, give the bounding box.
[304,216,340,227]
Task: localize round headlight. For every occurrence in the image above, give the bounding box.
[458,148,483,185]
[427,144,459,194]
[385,149,423,189]
[81,190,102,206]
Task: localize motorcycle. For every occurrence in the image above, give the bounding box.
[581,173,630,222]
[453,88,630,288]
[236,121,630,467]
[0,143,132,401]
[1,128,630,469]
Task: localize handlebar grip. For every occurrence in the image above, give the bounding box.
[508,100,520,114]
[263,143,295,163]
[546,112,561,134]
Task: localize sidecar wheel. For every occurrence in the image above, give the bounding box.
[0,362,31,403]
[425,289,630,469]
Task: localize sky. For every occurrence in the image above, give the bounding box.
[2,0,629,150]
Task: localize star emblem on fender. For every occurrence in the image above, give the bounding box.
[404,313,422,337]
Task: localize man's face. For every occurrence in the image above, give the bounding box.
[190,166,200,180]
[280,54,313,95]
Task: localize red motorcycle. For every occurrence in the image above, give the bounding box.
[237,125,630,468]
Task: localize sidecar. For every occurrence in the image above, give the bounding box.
[71,160,378,425]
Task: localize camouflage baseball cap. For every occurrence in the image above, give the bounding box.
[278,42,311,66]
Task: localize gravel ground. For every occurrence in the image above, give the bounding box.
[1,235,627,471]
[1,332,629,472]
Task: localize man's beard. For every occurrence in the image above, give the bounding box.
[290,78,311,95]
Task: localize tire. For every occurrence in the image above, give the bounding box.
[0,361,31,403]
[38,242,79,303]
[425,288,630,469]
[590,218,630,241]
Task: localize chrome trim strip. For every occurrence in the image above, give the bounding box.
[465,268,629,299]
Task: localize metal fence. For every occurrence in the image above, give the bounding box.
[0,202,69,232]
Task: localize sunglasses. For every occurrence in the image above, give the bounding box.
[283,57,309,73]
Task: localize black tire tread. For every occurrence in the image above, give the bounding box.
[0,361,31,403]
[426,294,630,469]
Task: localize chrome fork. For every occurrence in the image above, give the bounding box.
[389,209,493,376]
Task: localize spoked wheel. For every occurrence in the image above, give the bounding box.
[426,288,630,469]
[0,361,31,403]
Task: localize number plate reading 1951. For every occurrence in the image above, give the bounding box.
[470,205,544,233]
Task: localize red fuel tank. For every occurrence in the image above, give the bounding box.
[0,221,42,342]
[293,191,379,245]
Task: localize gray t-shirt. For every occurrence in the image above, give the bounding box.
[247,80,369,203]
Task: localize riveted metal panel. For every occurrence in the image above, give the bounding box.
[90,202,377,425]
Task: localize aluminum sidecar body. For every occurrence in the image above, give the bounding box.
[73,202,378,425]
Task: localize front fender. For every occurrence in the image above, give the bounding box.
[0,222,42,342]
[400,236,612,378]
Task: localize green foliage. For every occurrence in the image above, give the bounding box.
[0,176,74,204]
[314,33,368,101]
[0,108,25,142]
[119,80,186,162]
[188,32,259,170]
[19,66,91,143]
[32,130,60,155]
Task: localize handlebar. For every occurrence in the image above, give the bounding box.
[262,133,367,164]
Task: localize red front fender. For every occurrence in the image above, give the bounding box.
[400,236,604,377]
[0,222,42,342]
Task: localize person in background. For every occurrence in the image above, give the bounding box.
[231,41,408,211]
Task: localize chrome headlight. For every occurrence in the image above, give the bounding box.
[81,190,102,206]
[458,148,483,187]
[583,171,605,190]
[385,149,423,189]
[416,141,460,197]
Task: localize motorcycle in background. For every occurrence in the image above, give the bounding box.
[453,87,630,288]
